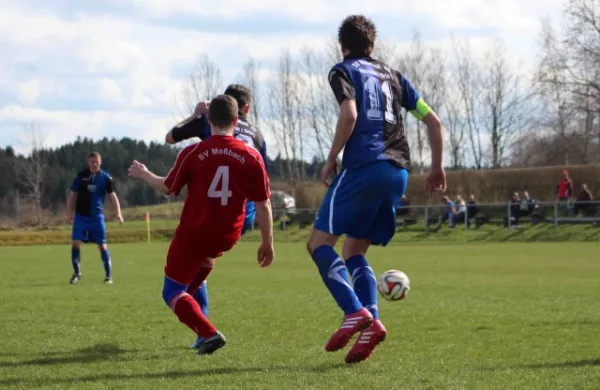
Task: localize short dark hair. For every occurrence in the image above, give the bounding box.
[89,151,101,159]
[224,84,251,110]
[209,95,238,129]
[338,15,377,56]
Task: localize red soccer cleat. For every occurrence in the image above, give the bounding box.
[325,308,373,352]
[344,319,387,364]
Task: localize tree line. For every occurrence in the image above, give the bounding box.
[179,0,600,176]
[0,136,325,224]
[2,0,599,223]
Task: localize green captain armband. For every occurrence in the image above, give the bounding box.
[409,98,432,121]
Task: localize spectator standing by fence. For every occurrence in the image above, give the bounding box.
[556,170,573,216]
[556,170,573,201]
[574,184,593,217]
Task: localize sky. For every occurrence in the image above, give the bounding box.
[0,0,565,156]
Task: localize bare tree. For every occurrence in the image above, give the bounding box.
[180,53,223,115]
[452,37,485,169]
[17,124,45,225]
[401,31,427,172]
[564,0,600,109]
[535,19,573,164]
[268,50,304,185]
[534,4,600,165]
[373,40,401,67]
[240,57,262,126]
[481,41,533,168]
[443,94,466,168]
[299,48,338,161]
[325,37,343,65]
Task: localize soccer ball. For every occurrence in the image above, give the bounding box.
[377,270,410,301]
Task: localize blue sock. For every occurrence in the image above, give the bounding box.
[71,247,81,275]
[346,255,379,320]
[311,245,363,315]
[100,249,112,278]
[193,282,209,317]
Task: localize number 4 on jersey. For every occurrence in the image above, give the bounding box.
[208,166,232,206]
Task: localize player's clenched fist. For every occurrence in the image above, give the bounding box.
[194,101,210,117]
[257,242,274,268]
[128,160,148,178]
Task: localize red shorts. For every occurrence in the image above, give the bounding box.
[164,232,234,285]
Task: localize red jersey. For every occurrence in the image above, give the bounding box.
[163,135,270,250]
[557,178,572,199]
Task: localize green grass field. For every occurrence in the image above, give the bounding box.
[1,242,599,389]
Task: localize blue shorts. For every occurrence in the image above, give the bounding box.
[314,161,408,246]
[72,214,107,244]
[241,201,256,235]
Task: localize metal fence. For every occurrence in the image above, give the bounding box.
[278,200,600,232]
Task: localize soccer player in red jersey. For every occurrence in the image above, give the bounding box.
[128,94,274,355]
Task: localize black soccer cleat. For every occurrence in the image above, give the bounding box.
[196,331,226,355]
[69,274,81,284]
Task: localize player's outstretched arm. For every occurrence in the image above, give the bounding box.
[322,99,357,186]
[400,73,446,194]
[255,199,274,268]
[108,192,124,223]
[422,111,446,194]
[66,191,77,224]
[128,161,169,194]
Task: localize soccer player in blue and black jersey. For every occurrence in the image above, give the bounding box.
[67,152,123,285]
[307,15,447,364]
[165,84,267,349]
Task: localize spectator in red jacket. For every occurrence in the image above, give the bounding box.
[556,170,573,201]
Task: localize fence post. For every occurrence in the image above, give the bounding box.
[554,202,558,229]
[281,211,287,232]
[425,206,429,233]
[145,212,151,243]
[15,188,20,225]
[507,201,512,229]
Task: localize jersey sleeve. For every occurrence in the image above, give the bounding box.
[255,130,269,170]
[247,153,270,202]
[328,67,356,104]
[171,116,211,143]
[260,140,268,171]
[70,175,80,192]
[397,72,432,121]
[163,146,195,196]
[106,176,115,194]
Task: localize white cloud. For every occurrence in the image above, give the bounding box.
[0,104,173,154]
[118,0,562,35]
[0,0,565,155]
[15,80,41,105]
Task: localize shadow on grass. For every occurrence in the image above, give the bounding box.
[0,343,139,368]
[481,358,600,371]
[527,319,600,328]
[0,361,349,387]
[520,359,600,370]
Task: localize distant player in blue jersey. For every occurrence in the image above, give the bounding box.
[306,15,446,364]
[165,84,268,349]
[67,152,123,285]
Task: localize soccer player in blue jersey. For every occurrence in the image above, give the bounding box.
[165,84,268,349]
[307,15,446,364]
[67,152,123,285]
